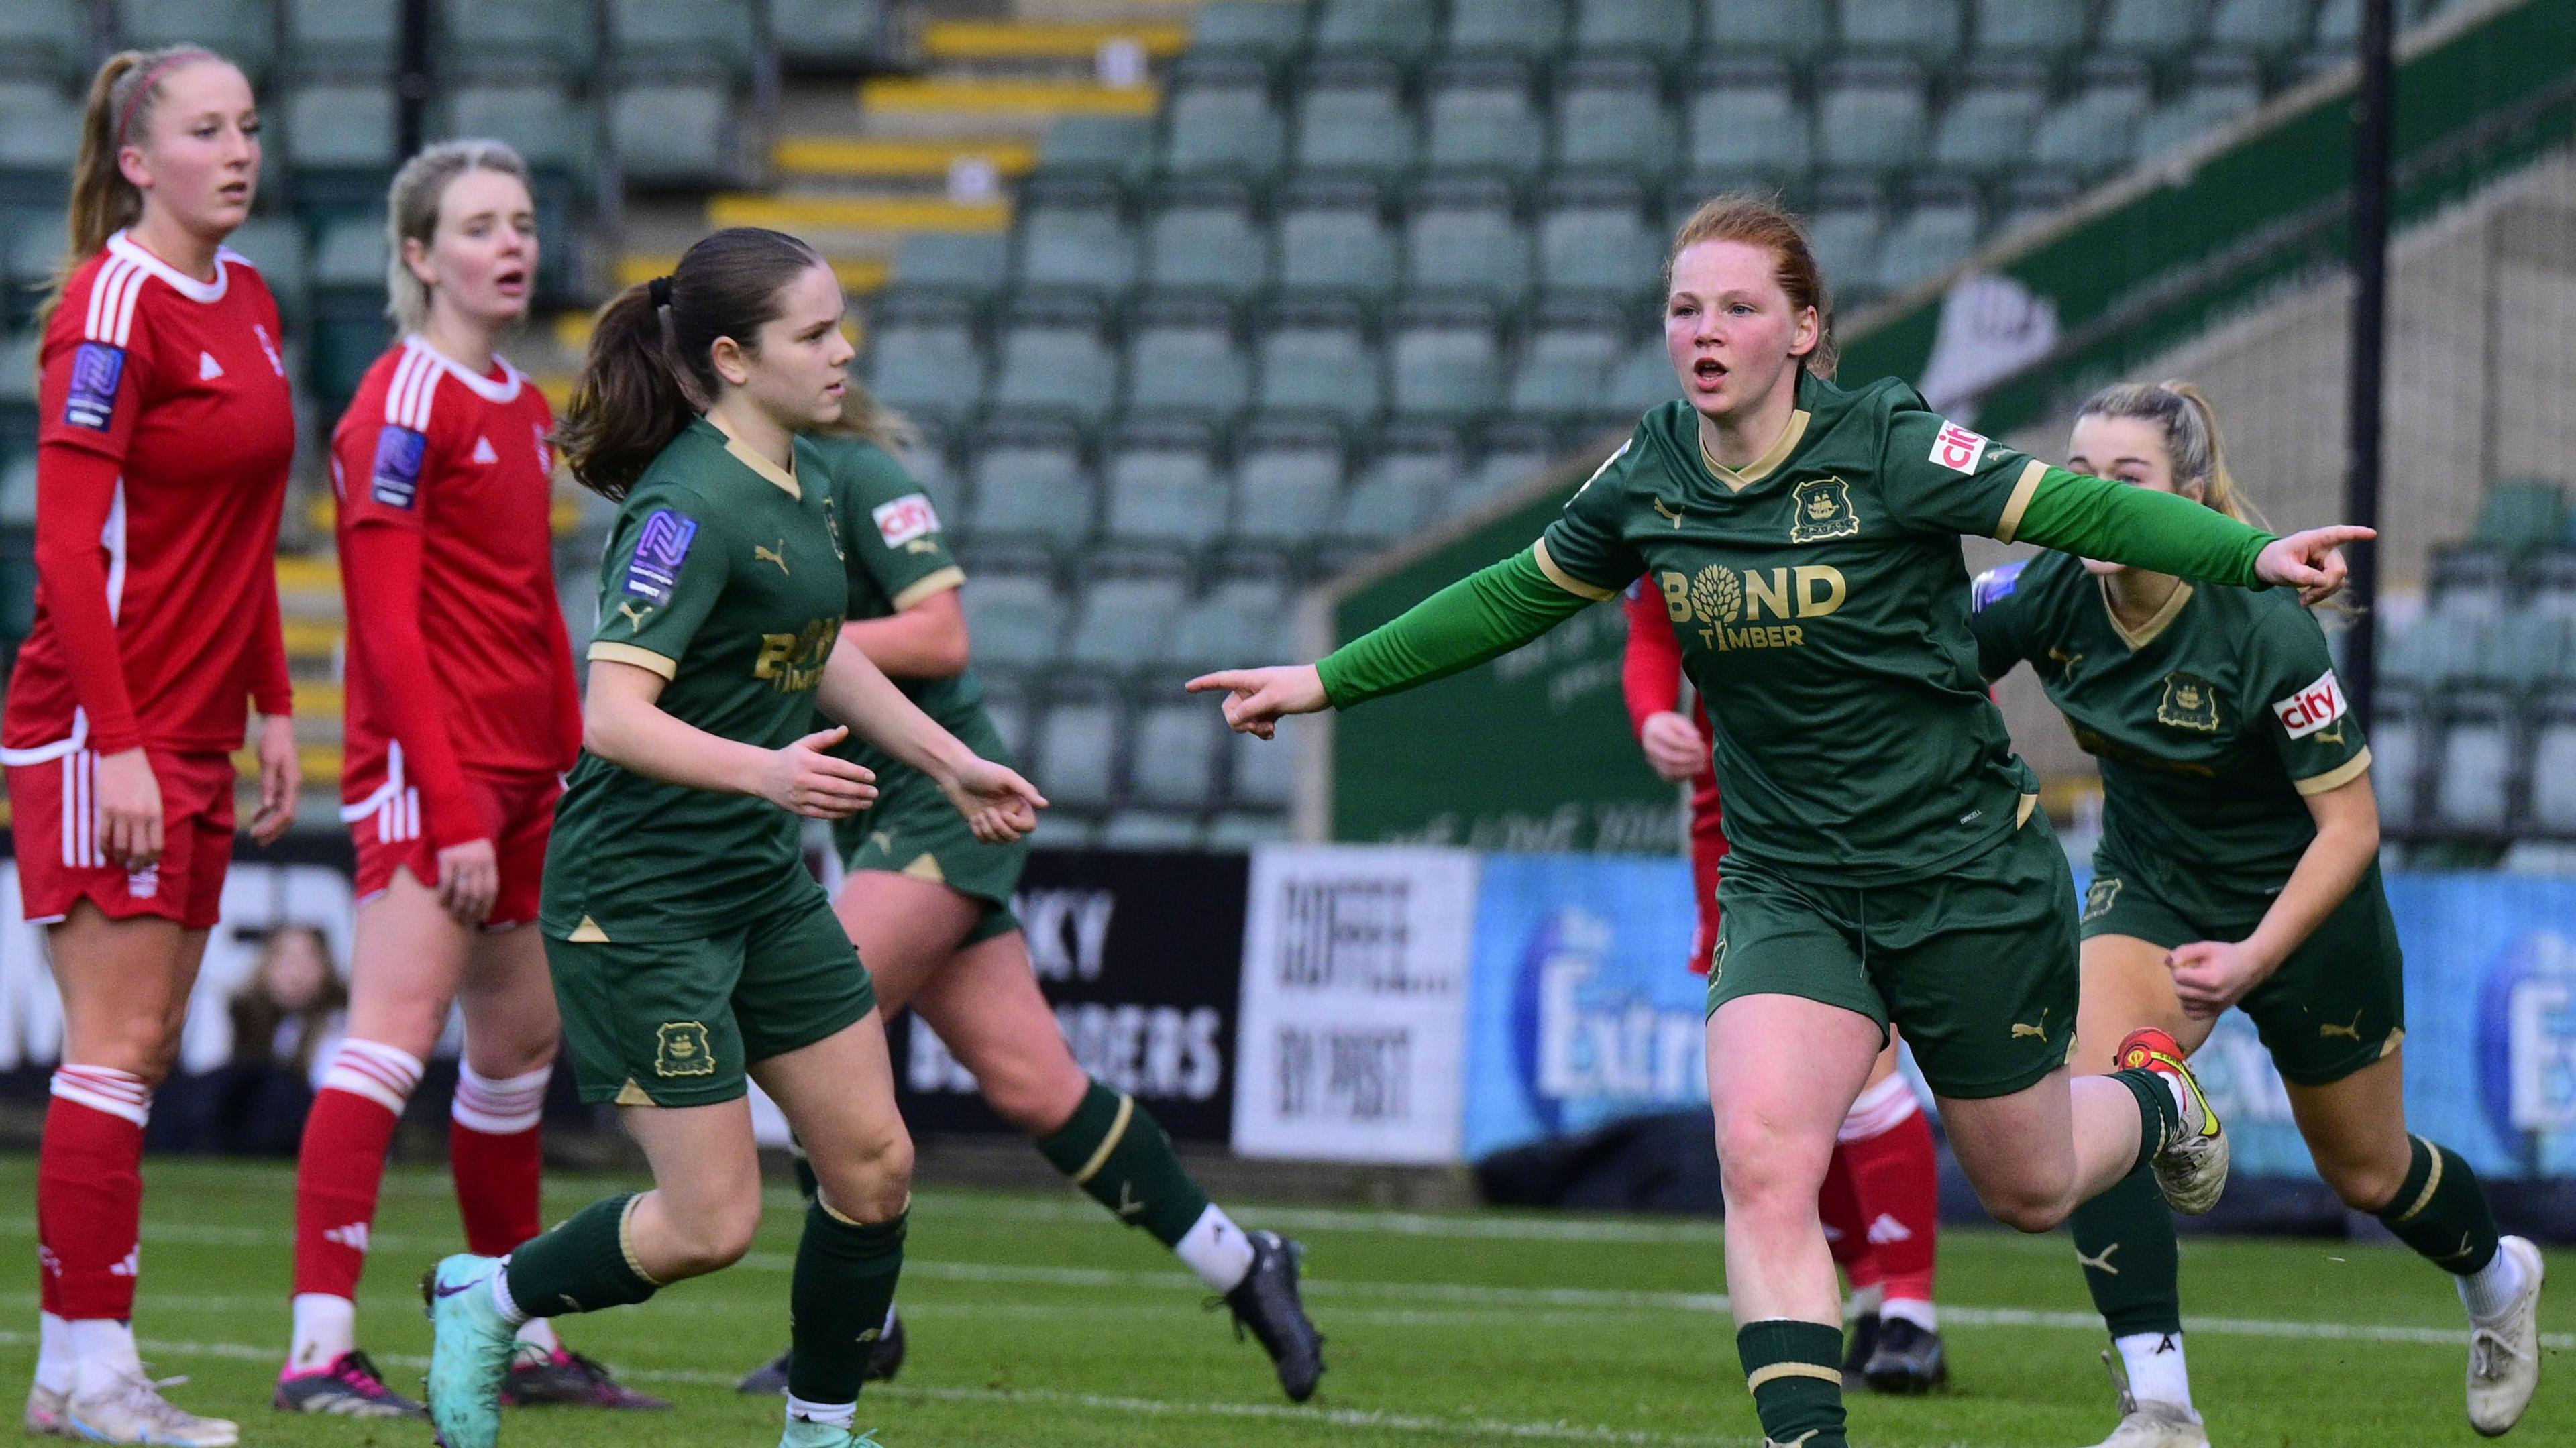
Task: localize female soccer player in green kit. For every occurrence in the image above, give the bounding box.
[1972,381,2543,1447]
[421,227,1045,1448]
[1191,195,2370,1448]
[725,419,1325,1401]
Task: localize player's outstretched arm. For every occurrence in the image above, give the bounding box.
[584,657,879,819]
[2009,468,2373,605]
[813,645,1046,841]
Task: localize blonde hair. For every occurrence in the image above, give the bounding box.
[2074,380,2267,528]
[384,139,533,332]
[41,45,229,334]
[1666,192,1837,380]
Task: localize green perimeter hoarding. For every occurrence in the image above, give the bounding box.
[1320,0,2575,850]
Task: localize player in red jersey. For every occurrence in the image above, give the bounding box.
[6,48,298,1447]
[1621,580,1947,1393]
[269,141,661,1418]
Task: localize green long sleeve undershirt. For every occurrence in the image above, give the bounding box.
[1316,468,2279,709]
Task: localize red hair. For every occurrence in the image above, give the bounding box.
[1667,193,1837,380]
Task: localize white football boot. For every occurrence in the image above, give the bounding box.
[2467,1235,2545,1436]
[62,1365,239,1447]
[2088,1350,2209,1448]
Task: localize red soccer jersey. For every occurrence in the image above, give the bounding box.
[331,337,579,850]
[2,231,294,763]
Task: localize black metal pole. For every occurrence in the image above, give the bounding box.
[394,0,431,160]
[2343,0,2395,725]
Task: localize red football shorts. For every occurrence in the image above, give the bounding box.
[347,769,559,930]
[7,748,237,930]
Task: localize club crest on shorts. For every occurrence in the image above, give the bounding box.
[653,1021,715,1078]
[1788,476,1859,543]
[2082,877,2123,923]
[2155,671,2222,732]
[1707,935,1727,985]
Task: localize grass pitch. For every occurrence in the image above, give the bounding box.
[0,1156,2568,1447]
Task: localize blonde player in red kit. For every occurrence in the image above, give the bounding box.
[272,141,660,1416]
[7,46,299,1447]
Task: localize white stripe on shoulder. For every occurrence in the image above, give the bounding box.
[386,348,425,427]
[397,341,441,431]
[81,258,120,341]
[402,334,523,404]
[109,258,147,347]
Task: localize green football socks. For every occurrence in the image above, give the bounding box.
[786,1199,907,1410]
[2069,1157,2184,1338]
[1737,1319,1847,1447]
[2110,1065,2181,1168]
[502,1193,661,1318]
[1038,1079,1212,1249]
[2376,1135,2501,1276]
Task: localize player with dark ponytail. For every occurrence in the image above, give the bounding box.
[11,45,297,1447]
[421,227,1044,1448]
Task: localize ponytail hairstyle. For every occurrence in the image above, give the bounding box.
[384,138,533,332]
[2074,379,2267,529]
[41,45,228,335]
[555,227,828,501]
[1667,192,1837,380]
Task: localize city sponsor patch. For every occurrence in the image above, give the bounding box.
[871,492,940,548]
[370,425,429,508]
[624,508,699,603]
[1972,559,2028,611]
[1788,476,1859,543]
[653,1020,716,1078]
[64,342,124,431]
[2273,668,2349,740]
[1928,419,1990,474]
[2155,671,2222,733]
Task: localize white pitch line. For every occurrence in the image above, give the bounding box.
[902,1191,1737,1245]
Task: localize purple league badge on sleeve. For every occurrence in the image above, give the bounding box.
[64,342,124,431]
[625,508,698,604]
[371,425,428,508]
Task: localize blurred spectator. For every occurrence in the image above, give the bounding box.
[181,926,350,1156]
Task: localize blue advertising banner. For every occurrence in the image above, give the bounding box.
[1463,854,2576,1183]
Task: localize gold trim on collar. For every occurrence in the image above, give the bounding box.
[2098,576,2194,651]
[705,414,802,498]
[1697,409,1811,492]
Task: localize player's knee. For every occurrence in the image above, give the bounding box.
[665,1190,763,1273]
[1712,1113,1825,1211]
[817,1123,914,1221]
[2318,1152,2408,1213]
[980,1060,1086,1137]
[1976,1178,2075,1233]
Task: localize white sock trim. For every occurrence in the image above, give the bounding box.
[63,1319,140,1379]
[1878,1296,1937,1333]
[1173,1203,1258,1294]
[2460,1237,2529,1321]
[1837,1073,1921,1143]
[34,1312,73,1394]
[488,1260,530,1327]
[513,1317,559,1353]
[319,1040,425,1116]
[2114,1330,2192,1413]
[49,1066,151,1128]
[288,1293,356,1374]
[453,1062,551,1135]
[1843,1282,1884,1321]
[786,1394,857,1429]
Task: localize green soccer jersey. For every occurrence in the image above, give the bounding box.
[1539,372,2077,883]
[1970,547,2370,918]
[800,433,987,749]
[541,419,849,942]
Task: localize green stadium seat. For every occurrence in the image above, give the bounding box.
[284,82,398,176]
[1605,333,1678,412]
[1125,296,1251,414]
[442,0,595,78]
[2137,81,2261,159]
[1507,304,1623,416]
[607,0,757,80]
[1999,172,2080,233]
[1873,180,1981,293]
[2100,0,2206,59]
[1470,419,1558,500]
[1700,0,1829,60]
[962,571,1070,669]
[0,455,32,525]
[1292,56,1417,181]
[313,214,388,290]
[1402,178,1530,307]
[1205,810,1288,848]
[1229,722,1297,807]
[282,0,396,75]
[0,82,76,208]
[612,82,740,187]
[1685,58,1811,180]
[1335,460,1436,543]
[224,217,310,327]
[1389,296,1501,421]
[2369,689,2426,834]
[1553,56,1676,180]
[768,0,888,71]
[116,0,275,80]
[2530,694,2576,836]
[1274,181,1397,300]
[1313,0,1438,64]
[1142,180,1270,298]
[2430,691,2514,837]
[1230,422,1345,545]
[1015,181,1138,293]
[2033,60,2152,175]
[1423,59,1546,181]
[1042,115,1155,186]
[865,292,986,421]
[2473,479,2568,555]
[1254,299,1381,421]
[2314,0,2358,45]
[891,232,1009,292]
[2477,613,2569,697]
[0,0,86,86]
[1161,60,1285,180]
[1968,0,2089,55]
[1536,178,1658,301]
[443,83,594,177]
[1817,57,1929,172]
[967,418,1095,547]
[309,216,394,410]
[1104,809,1205,846]
[1444,0,1569,60]
[1933,60,2049,176]
[2210,0,2313,54]
[1036,698,1123,807]
[892,419,961,519]
[1102,417,1228,549]
[1838,0,1964,59]
[994,299,1119,423]
[1068,577,1187,667]
[1191,1,1313,65]
[1171,578,1292,669]
[1574,0,1695,53]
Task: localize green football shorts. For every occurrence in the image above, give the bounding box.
[546,877,879,1108]
[2081,850,2404,1085]
[1707,805,2080,1100]
[835,715,1028,948]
